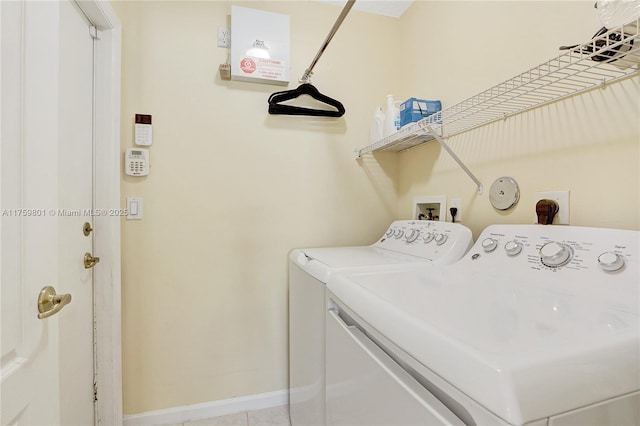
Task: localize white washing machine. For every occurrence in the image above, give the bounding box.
[289,220,474,426]
[326,224,639,426]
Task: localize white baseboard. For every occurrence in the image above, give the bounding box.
[123,389,289,425]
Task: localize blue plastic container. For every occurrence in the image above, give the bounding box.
[399,98,442,127]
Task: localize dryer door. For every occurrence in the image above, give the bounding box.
[325,305,465,426]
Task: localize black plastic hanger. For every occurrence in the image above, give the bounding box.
[268,83,345,117]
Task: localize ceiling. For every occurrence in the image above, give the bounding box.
[316,0,414,18]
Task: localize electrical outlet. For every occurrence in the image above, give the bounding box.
[217,26,230,48]
[450,198,462,222]
[534,190,570,225]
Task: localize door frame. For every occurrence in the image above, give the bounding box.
[75,1,123,424]
[0,1,121,422]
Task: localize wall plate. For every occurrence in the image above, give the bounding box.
[489,177,520,210]
[534,190,570,225]
[450,198,462,222]
[413,195,447,222]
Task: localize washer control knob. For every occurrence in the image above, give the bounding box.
[540,242,572,267]
[405,229,419,243]
[423,232,434,243]
[482,238,498,252]
[597,252,625,272]
[394,229,405,239]
[504,240,523,256]
[386,228,394,237]
[434,233,448,245]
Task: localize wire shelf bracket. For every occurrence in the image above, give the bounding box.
[423,124,483,195]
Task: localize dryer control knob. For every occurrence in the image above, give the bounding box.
[435,233,448,245]
[386,228,395,237]
[423,232,434,243]
[405,229,419,243]
[482,238,498,252]
[394,229,405,239]
[540,242,572,267]
[504,240,523,256]
[597,252,625,272]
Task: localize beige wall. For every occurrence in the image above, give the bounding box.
[115,0,640,415]
[396,1,639,237]
[114,0,400,414]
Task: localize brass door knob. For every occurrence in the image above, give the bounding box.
[37,286,72,319]
[84,252,100,269]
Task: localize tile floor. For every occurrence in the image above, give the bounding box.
[166,405,291,426]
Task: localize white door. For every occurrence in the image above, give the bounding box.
[1,1,96,424]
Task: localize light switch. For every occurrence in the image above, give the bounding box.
[127,197,143,220]
[130,200,138,215]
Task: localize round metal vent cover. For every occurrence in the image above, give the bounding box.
[489,177,520,210]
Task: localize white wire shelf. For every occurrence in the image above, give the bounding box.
[356,20,640,158]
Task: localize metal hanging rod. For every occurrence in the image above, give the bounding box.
[299,0,356,83]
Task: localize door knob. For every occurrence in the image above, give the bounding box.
[84,252,100,269]
[37,286,72,319]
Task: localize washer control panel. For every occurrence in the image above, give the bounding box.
[461,224,639,319]
[374,220,473,265]
[465,225,638,276]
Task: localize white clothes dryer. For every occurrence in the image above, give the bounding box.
[326,224,639,426]
[289,220,473,426]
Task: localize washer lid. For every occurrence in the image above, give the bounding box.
[328,265,640,425]
[290,247,429,283]
[297,246,429,268]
